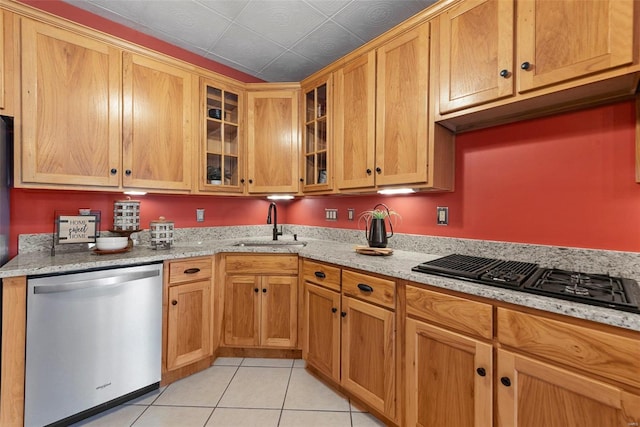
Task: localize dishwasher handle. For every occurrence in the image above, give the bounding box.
[33,269,160,294]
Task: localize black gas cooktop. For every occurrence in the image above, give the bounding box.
[412,254,640,313]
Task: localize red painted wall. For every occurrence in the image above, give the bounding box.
[17,0,264,83]
[288,100,640,252]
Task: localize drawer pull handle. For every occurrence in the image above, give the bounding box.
[357,283,373,293]
[500,377,511,387]
[314,271,326,279]
[171,300,177,306]
[331,307,337,313]
[476,367,486,377]
[184,268,201,274]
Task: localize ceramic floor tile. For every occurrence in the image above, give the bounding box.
[278,409,352,427]
[213,357,244,366]
[205,408,280,427]
[293,358,306,368]
[71,404,147,426]
[217,367,291,409]
[132,406,213,427]
[240,357,294,368]
[126,386,167,406]
[350,400,369,413]
[154,366,237,407]
[351,412,387,426]
[283,368,349,411]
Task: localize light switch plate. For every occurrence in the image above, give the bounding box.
[196,209,205,222]
[436,206,448,225]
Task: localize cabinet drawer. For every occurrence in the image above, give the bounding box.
[225,255,298,274]
[302,260,341,292]
[168,257,212,284]
[406,285,493,340]
[497,308,640,388]
[342,269,395,309]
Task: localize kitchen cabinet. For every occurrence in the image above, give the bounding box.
[223,255,298,348]
[164,257,213,375]
[335,23,454,192]
[122,52,194,192]
[405,286,493,427]
[301,74,333,192]
[246,85,300,194]
[0,10,17,116]
[199,78,244,193]
[20,18,121,188]
[302,260,341,382]
[436,0,638,127]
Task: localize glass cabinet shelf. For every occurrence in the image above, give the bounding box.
[303,80,330,189]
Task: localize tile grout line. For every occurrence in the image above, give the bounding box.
[276,360,296,426]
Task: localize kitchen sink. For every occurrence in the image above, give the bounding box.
[233,241,307,248]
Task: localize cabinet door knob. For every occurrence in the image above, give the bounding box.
[262,288,267,293]
[171,300,177,306]
[110,168,117,175]
[500,377,511,387]
[357,283,373,293]
[375,167,382,174]
[476,367,486,377]
[125,169,132,176]
[520,61,531,71]
[499,69,509,78]
[300,178,304,182]
[254,288,259,293]
[366,168,372,175]
[314,271,326,279]
[341,311,347,317]
[184,268,200,274]
[240,179,245,184]
[331,307,337,313]
[249,179,253,184]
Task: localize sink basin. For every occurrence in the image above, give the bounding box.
[233,241,307,248]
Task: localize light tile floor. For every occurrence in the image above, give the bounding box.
[72,358,387,427]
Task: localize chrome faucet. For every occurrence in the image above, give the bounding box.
[267,202,283,241]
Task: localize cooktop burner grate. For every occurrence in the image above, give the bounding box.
[412,254,503,279]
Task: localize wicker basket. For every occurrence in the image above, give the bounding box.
[113,199,141,231]
[150,216,174,250]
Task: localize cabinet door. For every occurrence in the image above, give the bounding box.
[303,282,340,382]
[517,0,635,92]
[334,51,376,190]
[438,0,514,113]
[302,76,332,192]
[167,280,211,370]
[497,349,640,427]
[375,23,429,187]
[200,80,244,193]
[406,318,493,427]
[224,275,260,347]
[21,19,121,187]
[122,52,193,191]
[341,295,395,419]
[260,275,297,348]
[246,89,299,194]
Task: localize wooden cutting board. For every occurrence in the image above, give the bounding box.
[354,245,393,256]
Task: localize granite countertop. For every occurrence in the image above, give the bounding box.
[1,235,639,332]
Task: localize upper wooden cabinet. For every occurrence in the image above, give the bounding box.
[198,78,244,194]
[335,23,454,192]
[246,86,300,194]
[301,74,332,193]
[122,52,194,191]
[437,0,639,123]
[20,18,121,188]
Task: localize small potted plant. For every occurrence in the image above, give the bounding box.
[359,204,401,248]
[207,166,222,185]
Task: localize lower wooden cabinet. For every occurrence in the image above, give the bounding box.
[405,318,492,427]
[496,349,640,427]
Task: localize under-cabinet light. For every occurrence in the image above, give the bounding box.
[377,188,415,195]
[123,190,147,196]
[267,195,295,200]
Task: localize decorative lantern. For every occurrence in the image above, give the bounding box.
[113,199,141,231]
[150,216,174,250]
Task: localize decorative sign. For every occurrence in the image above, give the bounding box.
[56,215,98,244]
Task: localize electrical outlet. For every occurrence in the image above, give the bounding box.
[196,209,205,222]
[436,206,448,225]
[325,208,338,221]
[347,208,355,221]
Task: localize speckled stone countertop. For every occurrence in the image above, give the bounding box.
[2,226,639,332]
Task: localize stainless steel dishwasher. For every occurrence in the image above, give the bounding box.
[25,263,163,427]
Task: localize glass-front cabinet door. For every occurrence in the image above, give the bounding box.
[302,75,332,192]
[200,79,243,193]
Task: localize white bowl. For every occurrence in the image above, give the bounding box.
[95,237,129,251]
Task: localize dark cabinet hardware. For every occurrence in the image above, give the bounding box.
[249,179,253,184]
[171,300,177,306]
[300,178,304,182]
[262,288,267,293]
[240,179,245,184]
[521,62,531,70]
[499,69,509,78]
[183,268,200,274]
[254,288,259,293]
[366,168,372,175]
[314,271,326,279]
[125,169,132,176]
[341,311,347,317]
[331,307,338,313]
[357,283,373,293]
[500,377,511,387]
[476,367,486,377]
[375,167,382,174]
[110,168,117,175]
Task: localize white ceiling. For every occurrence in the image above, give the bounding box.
[61,0,437,82]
